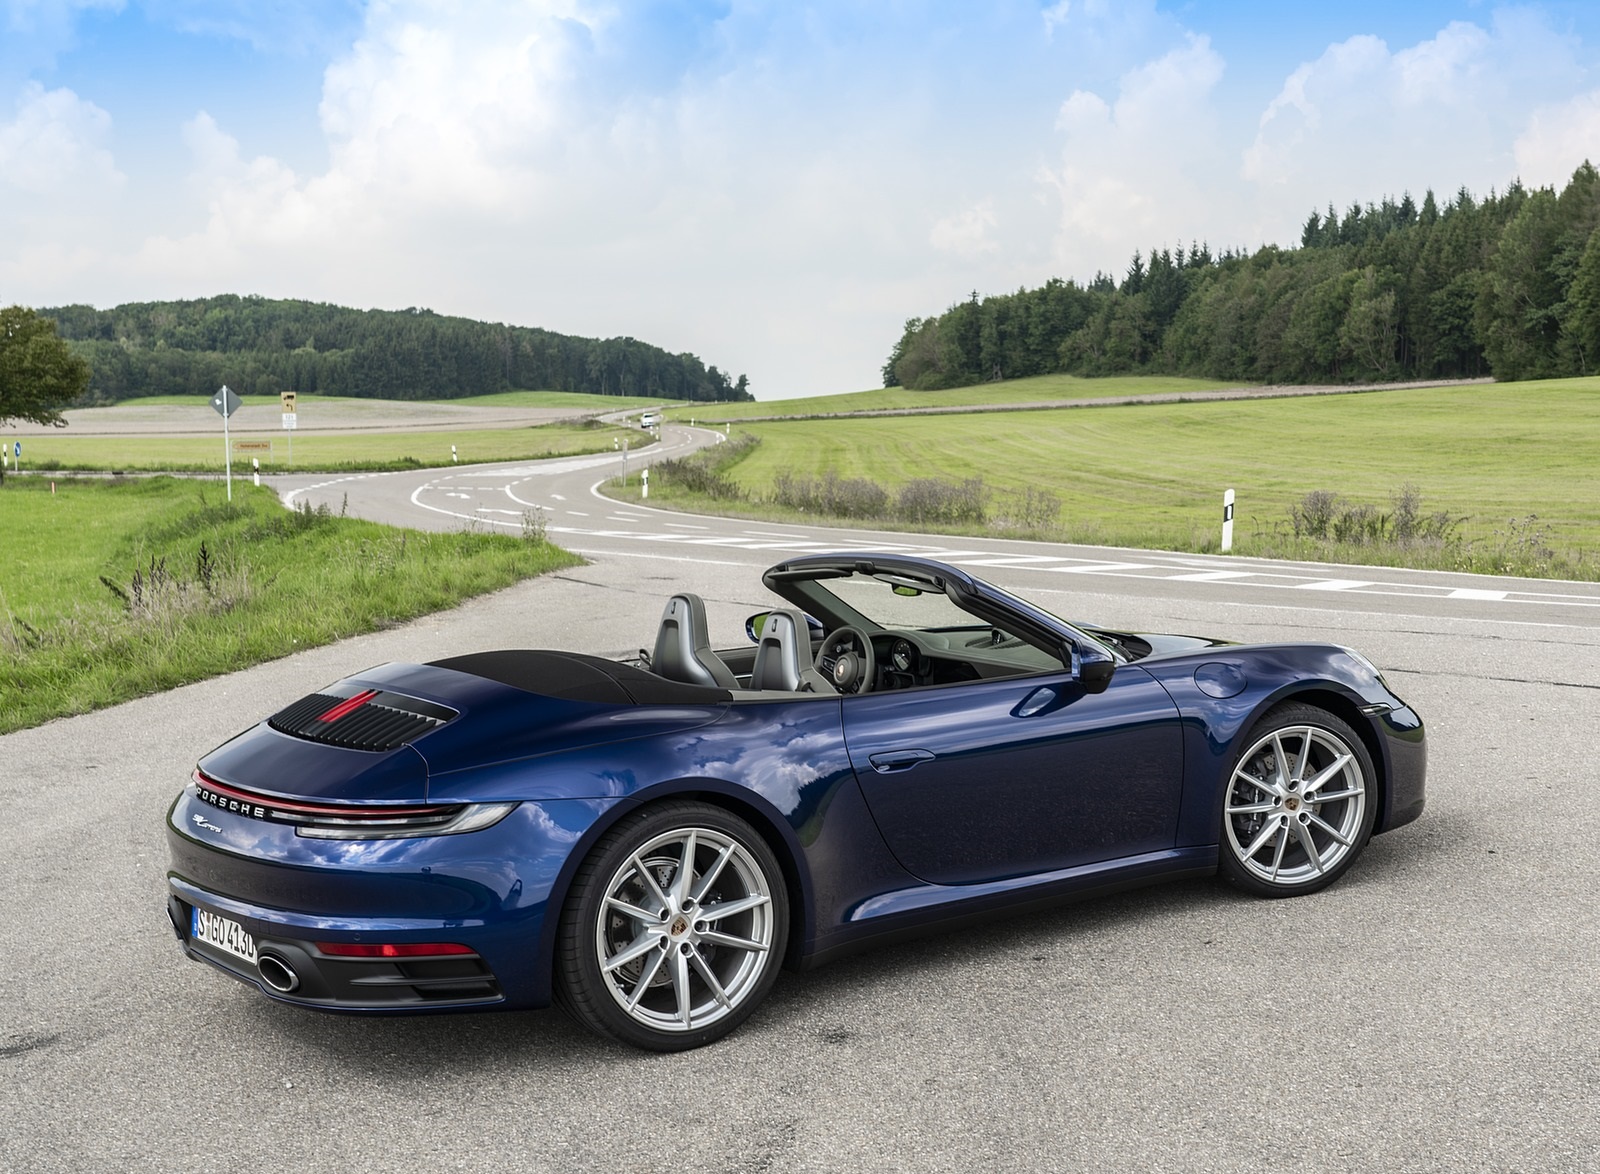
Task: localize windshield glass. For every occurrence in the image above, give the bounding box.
[809,571,989,631]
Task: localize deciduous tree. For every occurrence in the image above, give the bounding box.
[1,305,90,429]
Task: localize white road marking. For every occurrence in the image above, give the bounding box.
[1450,588,1509,600]
[1294,579,1374,591]
[1045,561,1153,574]
[666,523,710,531]
[1168,570,1256,582]
[962,555,1077,568]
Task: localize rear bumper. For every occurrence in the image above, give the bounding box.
[166,789,624,1012]
[168,882,507,1011]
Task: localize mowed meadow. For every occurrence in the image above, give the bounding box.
[634,376,1600,578]
[11,390,656,474]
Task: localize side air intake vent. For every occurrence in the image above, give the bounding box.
[268,687,456,751]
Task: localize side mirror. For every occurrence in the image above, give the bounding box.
[1067,639,1115,695]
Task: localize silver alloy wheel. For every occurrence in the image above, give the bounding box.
[594,825,776,1034]
[1224,723,1368,886]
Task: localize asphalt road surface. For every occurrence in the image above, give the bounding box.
[3,429,1598,1173]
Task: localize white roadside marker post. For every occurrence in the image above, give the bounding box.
[642,467,650,500]
[1222,488,1235,553]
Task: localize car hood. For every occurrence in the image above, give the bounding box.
[1134,631,1235,658]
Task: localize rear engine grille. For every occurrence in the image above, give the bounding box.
[269,688,456,751]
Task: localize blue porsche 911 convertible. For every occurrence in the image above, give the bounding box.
[166,553,1426,1050]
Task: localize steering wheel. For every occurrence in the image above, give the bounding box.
[816,626,877,694]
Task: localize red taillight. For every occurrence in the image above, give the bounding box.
[316,942,475,958]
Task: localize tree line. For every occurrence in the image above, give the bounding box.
[40,295,753,403]
[885,162,1600,388]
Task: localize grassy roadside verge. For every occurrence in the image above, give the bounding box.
[0,478,580,734]
[15,420,650,474]
[617,378,1600,580]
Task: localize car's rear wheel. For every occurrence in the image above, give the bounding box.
[1219,704,1377,898]
[555,801,788,1050]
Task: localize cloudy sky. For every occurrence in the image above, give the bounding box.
[5,1,1600,399]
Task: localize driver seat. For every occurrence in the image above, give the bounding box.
[750,610,834,693]
[652,594,739,689]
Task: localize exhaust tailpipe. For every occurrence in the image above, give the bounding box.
[258,952,301,993]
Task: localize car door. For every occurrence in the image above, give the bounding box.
[842,665,1183,886]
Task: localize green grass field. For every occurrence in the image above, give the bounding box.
[19,421,651,473]
[629,377,1600,578]
[0,478,579,733]
[667,373,1254,422]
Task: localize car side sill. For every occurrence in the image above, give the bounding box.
[795,847,1218,971]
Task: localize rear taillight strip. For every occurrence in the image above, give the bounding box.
[192,770,460,824]
[188,770,519,841]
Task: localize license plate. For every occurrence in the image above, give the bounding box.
[191,907,258,964]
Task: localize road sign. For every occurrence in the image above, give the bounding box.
[282,413,298,430]
[280,391,297,413]
[213,385,239,500]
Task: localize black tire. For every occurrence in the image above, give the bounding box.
[555,800,789,1051]
[1218,703,1377,898]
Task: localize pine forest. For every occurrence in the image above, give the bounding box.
[884,163,1600,391]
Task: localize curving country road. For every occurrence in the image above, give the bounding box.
[272,420,1600,631]
[3,422,1599,1172]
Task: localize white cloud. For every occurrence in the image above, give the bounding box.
[930,200,998,259]
[1241,10,1587,226]
[1039,35,1224,273]
[0,81,120,195]
[1514,90,1600,188]
[1041,1,1070,39]
[130,3,606,287]
[137,0,361,56]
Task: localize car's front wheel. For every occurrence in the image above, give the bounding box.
[1219,704,1377,897]
[555,801,788,1050]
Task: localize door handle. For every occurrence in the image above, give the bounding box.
[868,749,936,773]
[1014,685,1062,718]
